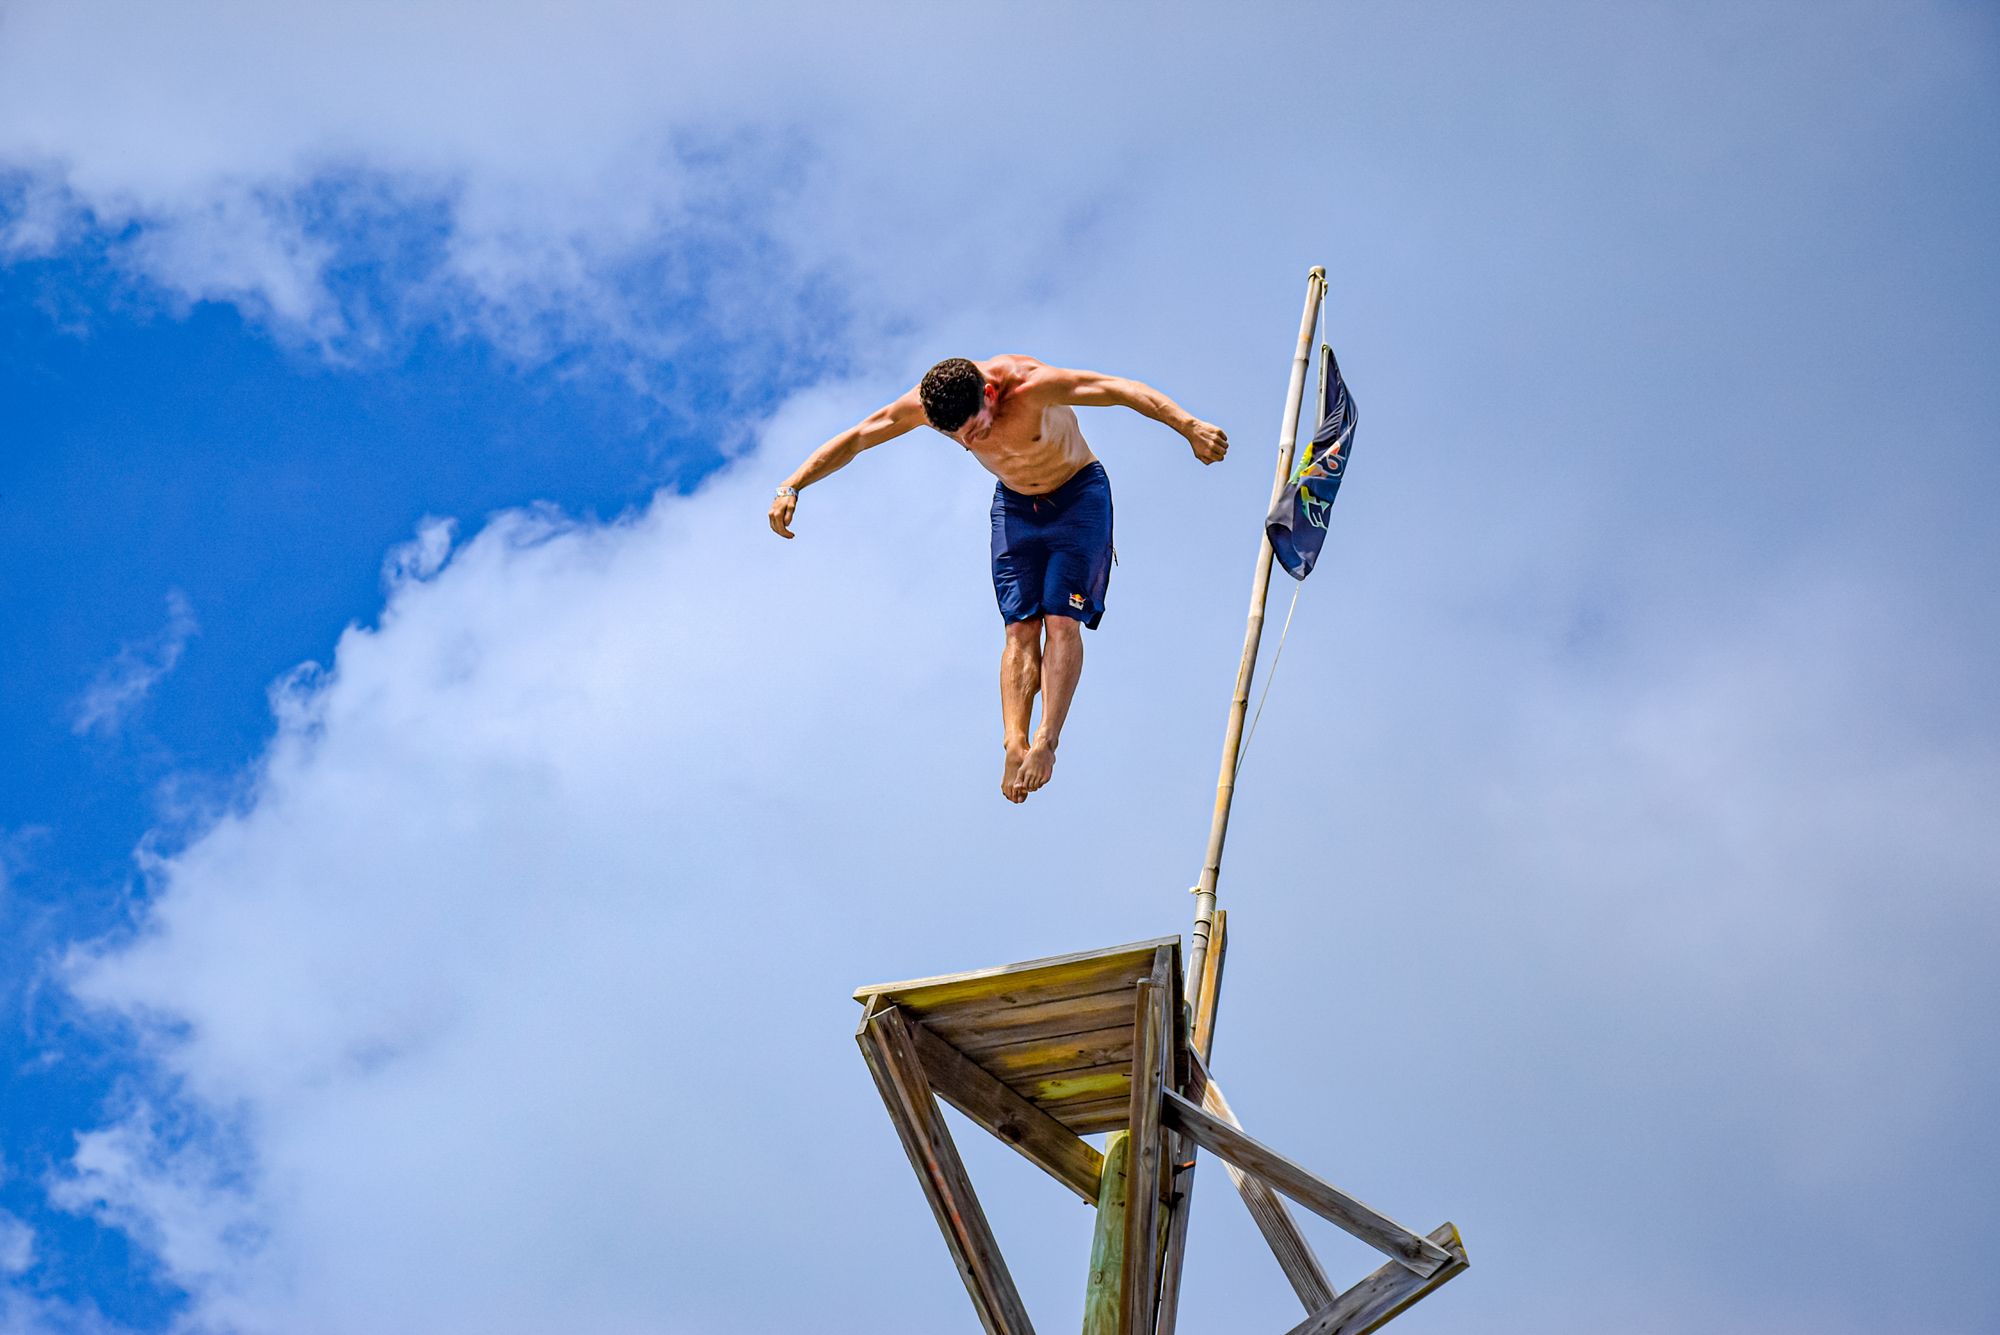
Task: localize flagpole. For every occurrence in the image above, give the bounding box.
[1185,265,1325,1016]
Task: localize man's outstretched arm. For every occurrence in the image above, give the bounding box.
[768,388,927,538]
[1032,366,1229,464]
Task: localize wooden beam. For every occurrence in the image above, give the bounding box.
[961,1024,1132,1080]
[854,936,1181,1009]
[1080,1131,1131,1335]
[1159,1089,1451,1277]
[1119,977,1169,1335]
[1280,1223,1468,1335]
[1151,1151,1198,1335]
[936,987,1138,1052]
[1160,913,1228,1334]
[1190,908,1227,1062]
[858,1006,1038,1335]
[907,1016,1104,1206]
[1192,1069,1335,1312]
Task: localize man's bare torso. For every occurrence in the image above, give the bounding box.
[956,356,1097,494]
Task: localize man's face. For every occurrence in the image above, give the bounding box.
[949,383,1000,447]
[951,406,995,447]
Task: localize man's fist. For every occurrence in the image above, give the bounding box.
[1187,420,1229,464]
[768,490,798,538]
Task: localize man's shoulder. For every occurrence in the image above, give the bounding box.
[977,353,1047,380]
[983,355,1070,401]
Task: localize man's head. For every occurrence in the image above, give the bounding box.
[920,358,991,439]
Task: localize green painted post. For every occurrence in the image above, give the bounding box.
[1081,1131,1132,1335]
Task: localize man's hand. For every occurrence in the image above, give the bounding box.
[768,489,798,538]
[1186,420,1229,464]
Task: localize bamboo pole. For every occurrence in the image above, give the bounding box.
[1184,267,1325,1012]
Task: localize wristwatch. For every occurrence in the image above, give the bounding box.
[775,485,799,499]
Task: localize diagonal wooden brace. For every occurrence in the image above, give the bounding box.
[907,1019,1104,1205]
[1160,1089,1452,1277]
[1281,1223,1469,1335]
[1195,1074,1337,1311]
[858,1004,1038,1335]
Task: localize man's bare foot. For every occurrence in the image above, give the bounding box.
[1021,737,1057,794]
[1002,742,1029,804]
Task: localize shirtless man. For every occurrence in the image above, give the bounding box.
[768,356,1228,802]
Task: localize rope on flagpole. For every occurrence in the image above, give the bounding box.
[1234,579,1301,770]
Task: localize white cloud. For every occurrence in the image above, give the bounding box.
[70,592,199,740]
[0,1,1225,361]
[0,1211,32,1276]
[54,397,2000,1335]
[381,517,457,590]
[10,2,1998,1332]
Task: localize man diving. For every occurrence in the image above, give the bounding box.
[768,355,1228,803]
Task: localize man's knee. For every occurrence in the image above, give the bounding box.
[1005,616,1044,647]
[1043,615,1083,646]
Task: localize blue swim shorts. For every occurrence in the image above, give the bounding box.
[990,461,1113,629]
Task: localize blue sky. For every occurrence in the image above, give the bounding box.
[2,4,1998,1334]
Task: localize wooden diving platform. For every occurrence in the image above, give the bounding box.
[853,928,1468,1335]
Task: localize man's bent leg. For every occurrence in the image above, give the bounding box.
[1020,616,1082,795]
[1000,617,1043,804]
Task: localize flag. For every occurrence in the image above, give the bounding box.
[1265,345,1356,580]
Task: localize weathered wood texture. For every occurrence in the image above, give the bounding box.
[855,937,1185,1135]
[1151,1160,1194,1335]
[1119,975,1170,1335]
[1192,1070,1336,1312]
[1280,1223,1468,1335]
[855,937,1182,1013]
[1161,1089,1449,1278]
[1157,909,1226,1335]
[1080,1132,1131,1335]
[1190,908,1228,1061]
[858,1005,1037,1335]
[908,1017,1104,1206]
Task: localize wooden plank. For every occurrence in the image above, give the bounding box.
[969,1025,1133,1080]
[1063,1100,1138,1136]
[907,1017,1104,1206]
[1160,1090,1450,1278]
[934,986,1138,1052]
[1025,1070,1131,1104]
[854,937,1180,1012]
[1192,1069,1335,1312]
[1080,1131,1131,1335]
[1119,976,1169,1335]
[859,1006,1038,1335]
[1281,1223,1468,1335]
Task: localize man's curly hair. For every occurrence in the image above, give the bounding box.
[920,358,985,432]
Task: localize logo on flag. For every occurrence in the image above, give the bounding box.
[1265,345,1356,580]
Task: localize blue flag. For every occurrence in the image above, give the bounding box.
[1265,345,1356,580]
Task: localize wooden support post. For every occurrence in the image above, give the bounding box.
[1118,977,1169,1335]
[1161,1089,1451,1277]
[1154,931,1214,1335]
[1280,1223,1469,1335]
[1151,1154,1195,1335]
[1190,1068,1336,1312]
[858,1004,1038,1335]
[1080,1131,1131,1335]
[908,1020,1105,1205]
